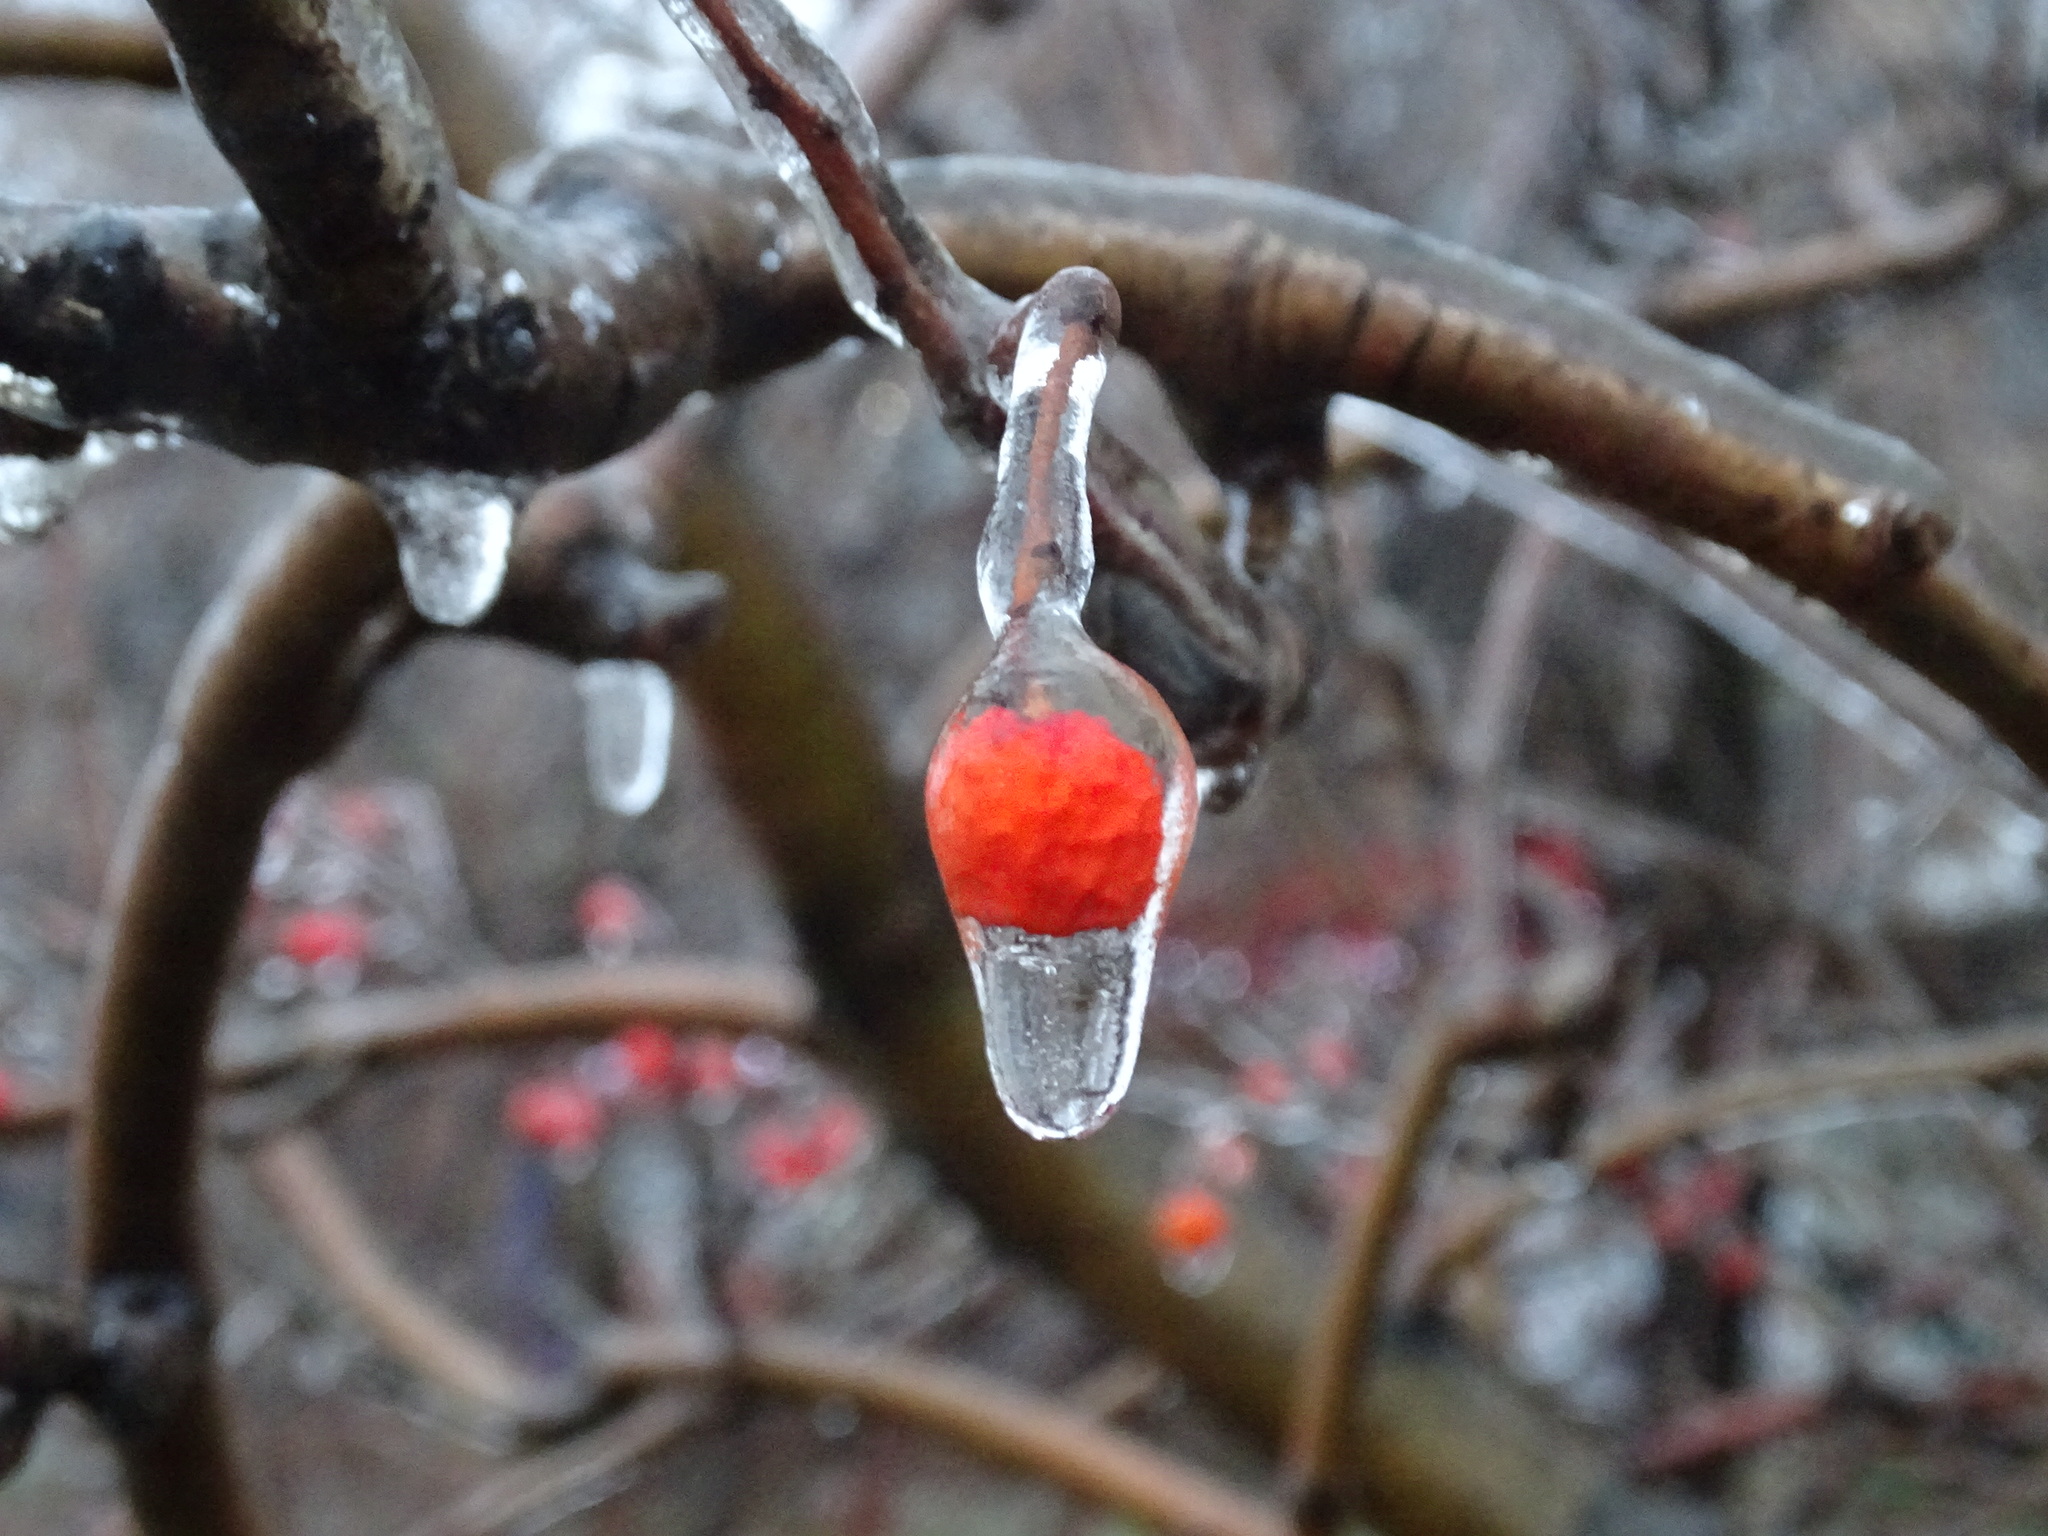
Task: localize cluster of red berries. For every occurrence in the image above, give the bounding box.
[503,1022,871,1195]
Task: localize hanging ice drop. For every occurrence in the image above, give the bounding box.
[925,269,1196,1140]
[576,659,675,817]
[369,470,516,626]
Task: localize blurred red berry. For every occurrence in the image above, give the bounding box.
[0,1067,14,1120]
[1303,1027,1358,1089]
[678,1036,738,1098]
[744,1120,821,1191]
[611,1021,677,1094]
[1151,1186,1231,1255]
[328,789,391,845]
[505,1078,605,1154]
[1198,1133,1257,1189]
[276,907,369,968]
[576,877,643,947]
[1689,1157,1747,1222]
[743,1099,867,1192]
[1708,1237,1768,1297]
[1235,1057,1292,1106]
[1515,827,1599,900]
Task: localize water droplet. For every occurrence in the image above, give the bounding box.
[575,659,675,817]
[370,471,516,626]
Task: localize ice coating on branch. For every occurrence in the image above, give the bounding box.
[656,0,904,346]
[926,271,1196,1139]
[973,309,1106,633]
[0,432,142,542]
[369,471,517,627]
[576,659,676,817]
[0,364,69,430]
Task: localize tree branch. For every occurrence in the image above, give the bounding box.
[0,957,813,1139]
[0,15,175,88]
[247,1130,592,1429]
[1280,948,1613,1532]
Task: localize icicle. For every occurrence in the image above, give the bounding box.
[369,470,517,627]
[926,271,1196,1140]
[654,0,904,346]
[576,658,675,817]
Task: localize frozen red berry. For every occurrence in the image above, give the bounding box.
[925,705,1167,936]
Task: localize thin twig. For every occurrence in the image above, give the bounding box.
[247,1130,591,1429]
[0,15,174,87]
[1575,1020,2048,1173]
[0,958,814,1139]
[839,0,971,124]
[1444,523,1563,997]
[591,1325,1293,1536]
[393,1389,710,1536]
[248,1118,1288,1536]
[1280,948,1612,1531]
[1642,142,2048,333]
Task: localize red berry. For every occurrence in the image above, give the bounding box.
[611,1021,677,1094]
[576,877,643,944]
[1708,1237,1768,1298]
[743,1119,821,1191]
[1303,1027,1358,1089]
[276,907,369,968]
[505,1078,605,1153]
[678,1036,738,1098]
[328,789,391,846]
[1151,1186,1231,1255]
[1515,827,1599,899]
[1199,1133,1257,1189]
[925,706,1166,936]
[1235,1057,1293,1107]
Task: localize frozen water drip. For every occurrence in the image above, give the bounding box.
[577,659,675,817]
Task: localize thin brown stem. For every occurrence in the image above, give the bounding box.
[592,1324,1293,1536]
[0,958,814,1139]
[1575,1020,2048,1173]
[393,1389,710,1536]
[688,0,1006,439]
[247,1130,591,1429]
[1643,152,2038,334]
[245,1114,1288,1536]
[0,15,175,87]
[1445,524,1563,996]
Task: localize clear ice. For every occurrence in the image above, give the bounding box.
[0,432,140,542]
[369,470,516,627]
[576,658,675,817]
[656,0,904,345]
[930,274,1197,1140]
